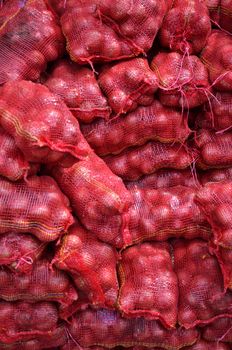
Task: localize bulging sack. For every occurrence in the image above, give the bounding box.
[128,186,211,244]
[125,169,197,190]
[151,52,211,109]
[68,308,198,349]
[44,59,111,123]
[0,175,73,242]
[0,80,91,163]
[196,92,232,131]
[196,180,232,248]
[0,232,45,274]
[54,223,119,308]
[196,129,232,169]
[0,260,78,307]
[118,242,178,328]
[174,239,232,328]
[159,0,211,54]
[98,58,158,115]
[0,126,30,181]
[0,0,64,84]
[82,100,190,156]
[0,301,58,343]
[104,141,195,181]
[50,153,132,248]
[201,30,232,91]
[61,0,167,64]
[0,325,66,350]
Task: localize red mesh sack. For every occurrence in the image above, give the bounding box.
[118,242,178,328]
[68,308,199,349]
[183,339,230,350]
[47,0,66,16]
[0,0,64,84]
[196,181,232,248]
[173,239,232,328]
[0,0,23,27]
[0,260,78,310]
[50,153,132,248]
[0,126,30,181]
[203,317,232,342]
[200,168,232,185]
[61,1,136,65]
[128,186,211,244]
[220,0,232,33]
[0,175,73,242]
[0,301,58,343]
[126,169,197,190]
[206,0,220,24]
[196,92,232,131]
[214,246,232,290]
[196,129,232,169]
[61,0,167,65]
[0,80,91,163]
[201,30,232,91]
[98,58,158,115]
[104,142,195,181]
[0,325,67,350]
[0,232,45,274]
[53,223,119,308]
[151,52,211,109]
[82,100,190,156]
[96,0,168,53]
[44,59,111,123]
[159,0,211,54]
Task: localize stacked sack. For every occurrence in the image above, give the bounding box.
[0,0,231,349]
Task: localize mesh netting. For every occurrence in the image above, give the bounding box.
[0,126,30,181]
[0,0,22,27]
[68,308,198,349]
[173,239,232,328]
[200,167,232,185]
[0,80,91,163]
[183,339,230,350]
[159,0,211,54]
[0,0,64,84]
[127,186,211,244]
[104,142,195,181]
[54,223,119,308]
[201,30,232,91]
[61,0,167,64]
[118,242,178,328]
[206,0,220,24]
[0,301,58,343]
[220,0,232,33]
[196,129,232,169]
[196,92,232,131]
[203,317,232,342]
[0,232,45,273]
[0,175,73,242]
[81,100,190,156]
[196,180,232,248]
[0,325,67,349]
[125,169,197,190]
[44,59,111,123]
[50,153,132,248]
[98,58,158,115]
[213,245,232,290]
[151,52,211,109]
[0,260,78,308]
[206,0,232,33]
[47,0,66,16]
